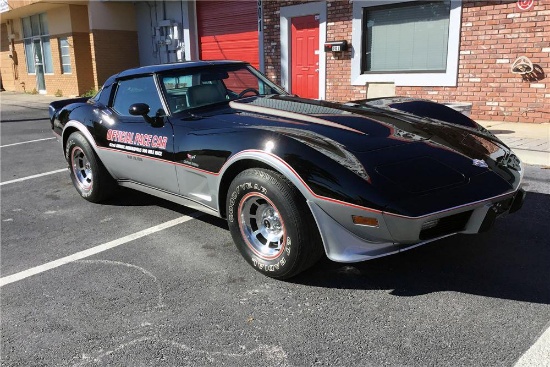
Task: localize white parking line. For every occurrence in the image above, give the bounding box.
[0,214,200,287]
[0,137,56,148]
[0,168,67,186]
[514,324,550,367]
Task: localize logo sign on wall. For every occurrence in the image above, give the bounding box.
[0,0,9,13]
[517,0,534,11]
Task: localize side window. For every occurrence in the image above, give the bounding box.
[112,76,165,117]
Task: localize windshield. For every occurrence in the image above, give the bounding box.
[159,64,287,114]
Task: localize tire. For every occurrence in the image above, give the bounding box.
[226,168,323,279]
[65,132,116,203]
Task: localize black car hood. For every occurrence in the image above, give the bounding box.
[211,96,518,190]
[215,96,426,152]
[221,96,507,158]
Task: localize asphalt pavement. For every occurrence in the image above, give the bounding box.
[1,91,549,366]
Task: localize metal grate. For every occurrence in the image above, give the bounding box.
[419,210,473,240]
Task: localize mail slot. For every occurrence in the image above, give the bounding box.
[324,40,348,52]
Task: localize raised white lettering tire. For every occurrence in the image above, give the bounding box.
[227,168,323,279]
[66,132,116,203]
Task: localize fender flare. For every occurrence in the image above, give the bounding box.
[62,120,99,154]
[62,120,118,179]
[217,150,318,210]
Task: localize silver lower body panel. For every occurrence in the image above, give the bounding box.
[307,189,521,263]
[118,180,220,218]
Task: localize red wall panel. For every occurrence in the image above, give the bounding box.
[197,1,259,68]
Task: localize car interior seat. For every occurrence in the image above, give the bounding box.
[186,84,227,108]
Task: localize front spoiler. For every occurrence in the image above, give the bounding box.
[307,188,526,263]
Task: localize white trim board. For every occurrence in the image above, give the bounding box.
[351,0,462,87]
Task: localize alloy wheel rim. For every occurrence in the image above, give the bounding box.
[238,192,286,260]
[71,147,93,191]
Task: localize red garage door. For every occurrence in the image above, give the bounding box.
[197,1,259,69]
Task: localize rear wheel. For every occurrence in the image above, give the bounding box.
[66,132,116,203]
[227,168,323,279]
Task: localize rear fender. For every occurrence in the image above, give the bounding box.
[62,120,98,154]
[49,97,90,123]
[62,120,118,180]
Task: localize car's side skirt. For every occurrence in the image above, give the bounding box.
[117,180,221,218]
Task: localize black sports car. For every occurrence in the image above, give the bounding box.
[49,61,525,279]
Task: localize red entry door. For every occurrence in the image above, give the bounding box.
[291,15,319,99]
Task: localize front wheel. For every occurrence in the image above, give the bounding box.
[227,168,323,279]
[66,132,116,203]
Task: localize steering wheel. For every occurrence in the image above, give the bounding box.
[237,88,260,98]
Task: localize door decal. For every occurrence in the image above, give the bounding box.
[106,129,168,156]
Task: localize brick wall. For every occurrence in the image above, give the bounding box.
[72,32,95,94]
[263,0,379,101]
[89,29,140,87]
[0,23,11,89]
[0,30,88,96]
[0,38,40,94]
[6,0,39,11]
[263,0,296,85]
[42,36,80,97]
[0,28,139,95]
[0,21,29,93]
[325,0,365,101]
[398,1,550,123]
[263,0,550,123]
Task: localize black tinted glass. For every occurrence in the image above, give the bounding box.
[112,76,164,117]
[159,64,286,114]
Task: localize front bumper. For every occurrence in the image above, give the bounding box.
[307,187,526,263]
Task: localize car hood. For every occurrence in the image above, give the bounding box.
[222,96,508,157]
[195,96,519,192]
[222,96,426,152]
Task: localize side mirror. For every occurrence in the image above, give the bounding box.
[128,103,164,127]
[129,103,150,116]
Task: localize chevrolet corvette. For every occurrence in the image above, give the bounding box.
[49,61,525,279]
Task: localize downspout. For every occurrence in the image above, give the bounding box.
[180,0,185,61]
